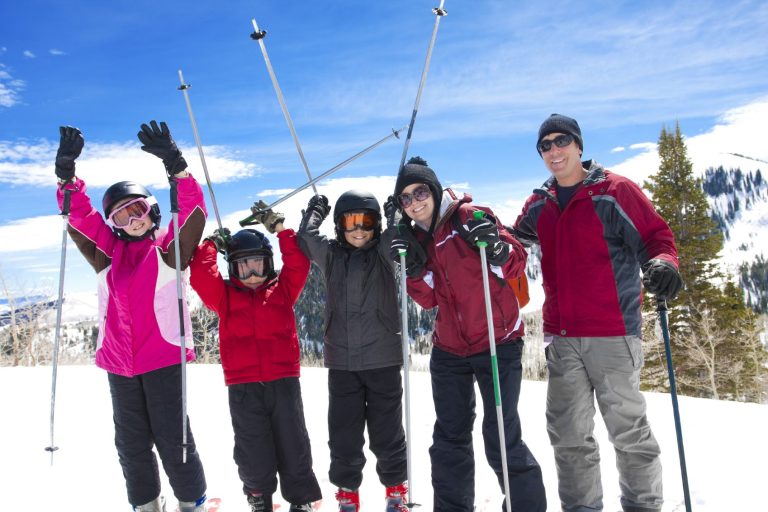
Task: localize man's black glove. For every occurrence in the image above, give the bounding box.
[306,194,331,220]
[465,214,510,266]
[390,234,428,278]
[205,228,231,254]
[383,195,401,229]
[137,120,187,178]
[55,126,84,183]
[642,259,683,300]
[249,200,285,234]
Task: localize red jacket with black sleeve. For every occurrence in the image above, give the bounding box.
[406,191,528,357]
[511,161,678,338]
[189,229,310,386]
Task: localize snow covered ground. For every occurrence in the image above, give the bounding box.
[1,364,765,511]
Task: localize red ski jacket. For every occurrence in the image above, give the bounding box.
[406,191,528,357]
[512,162,678,338]
[189,230,310,386]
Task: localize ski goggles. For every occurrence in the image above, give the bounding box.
[340,211,377,232]
[107,197,154,227]
[230,255,272,280]
[537,133,575,153]
[397,185,431,209]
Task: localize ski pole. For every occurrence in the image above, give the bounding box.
[169,178,190,463]
[177,69,224,230]
[250,18,318,195]
[398,251,416,508]
[473,210,512,512]
[657,298,692,512]
[45,187,71,465]
[239,125,406,226]
[398,0,447,172]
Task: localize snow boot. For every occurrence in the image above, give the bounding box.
[177,495,208,511]
[385,482,409,512]
[134,496,167,512]
[335,488,360,512]
[247,493,273,512]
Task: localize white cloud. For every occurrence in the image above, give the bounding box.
[611,146,625,153]
[0,140,258,189]
[0,64,25,108]
[22,50,35,59]
[49,49,66,56]
[629,142,656,151]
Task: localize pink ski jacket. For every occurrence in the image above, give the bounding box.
[56,176,207,377]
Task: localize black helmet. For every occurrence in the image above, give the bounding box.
[226,229,275,281]
[102,181,161,241]
[333,189,381,242]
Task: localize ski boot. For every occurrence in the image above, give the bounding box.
[177,495,209,511]
[247,493,273,512]
[288,504,313,512]
[385,482,409,512]
[135,496,167,512]
[335,488,360,512]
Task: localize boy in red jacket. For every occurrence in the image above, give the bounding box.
[189,207,321,512]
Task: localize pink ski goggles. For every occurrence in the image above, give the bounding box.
[107,197,154,227]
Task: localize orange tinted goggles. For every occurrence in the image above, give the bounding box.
[340,211,377,232]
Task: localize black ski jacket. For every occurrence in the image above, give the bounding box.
[298,209,402,371]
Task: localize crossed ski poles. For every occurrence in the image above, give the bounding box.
[45,187,71,465]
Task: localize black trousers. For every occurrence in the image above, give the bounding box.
[228,377,322,505]
[328,366,407,490]
[429,342,546,512]
[108,364,207,507]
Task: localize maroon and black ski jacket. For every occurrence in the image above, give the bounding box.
[406,190,528,357]
[511,161,678,338]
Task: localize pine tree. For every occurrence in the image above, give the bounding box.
[641,122,766,401]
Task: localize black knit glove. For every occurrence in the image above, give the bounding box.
[383,195,401,229]
[205,228,231,254]
[465,214,510,266]
[390,234,427,278]
[306,194,330,219]
[642,259,683,300]
[249,200,285,234]
[55,126,84,183]
[137,120,187,177]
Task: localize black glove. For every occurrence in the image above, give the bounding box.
[390,234,427,278]
[249,200,285,234]
[642,258,683,300]
[205,228,231,254]
[138,120,187,177]
[306,194,330,219]
[383,195,400,229]
[465,214,510,266]
[55,126,84,183]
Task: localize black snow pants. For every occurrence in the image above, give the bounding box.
[327,366,408,490]
[108,364,207,507]
[228,377,322,505]
[429,341,546,512]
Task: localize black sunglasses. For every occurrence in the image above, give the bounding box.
[537,133,574,153]
[397,185,431,208]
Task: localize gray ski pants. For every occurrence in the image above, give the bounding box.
[545,336,663,512]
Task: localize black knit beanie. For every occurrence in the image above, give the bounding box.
[537,113,583,155]
[394,156,443,234]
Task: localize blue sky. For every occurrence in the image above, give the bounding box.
[1,0,768,296]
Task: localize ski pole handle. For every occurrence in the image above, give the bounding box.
[473,210,488,248]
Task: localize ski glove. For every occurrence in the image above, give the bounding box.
[390,233,428,278]
[205,227,231,254]
[138,120,188,178]
[465,214,510,266]
[383,195,401,229]
[306,194,331,220]
[55,126,84,183]
[249,200,285,234]
[642,258,683,300]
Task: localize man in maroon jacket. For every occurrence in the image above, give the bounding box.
[512,114,682,512]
